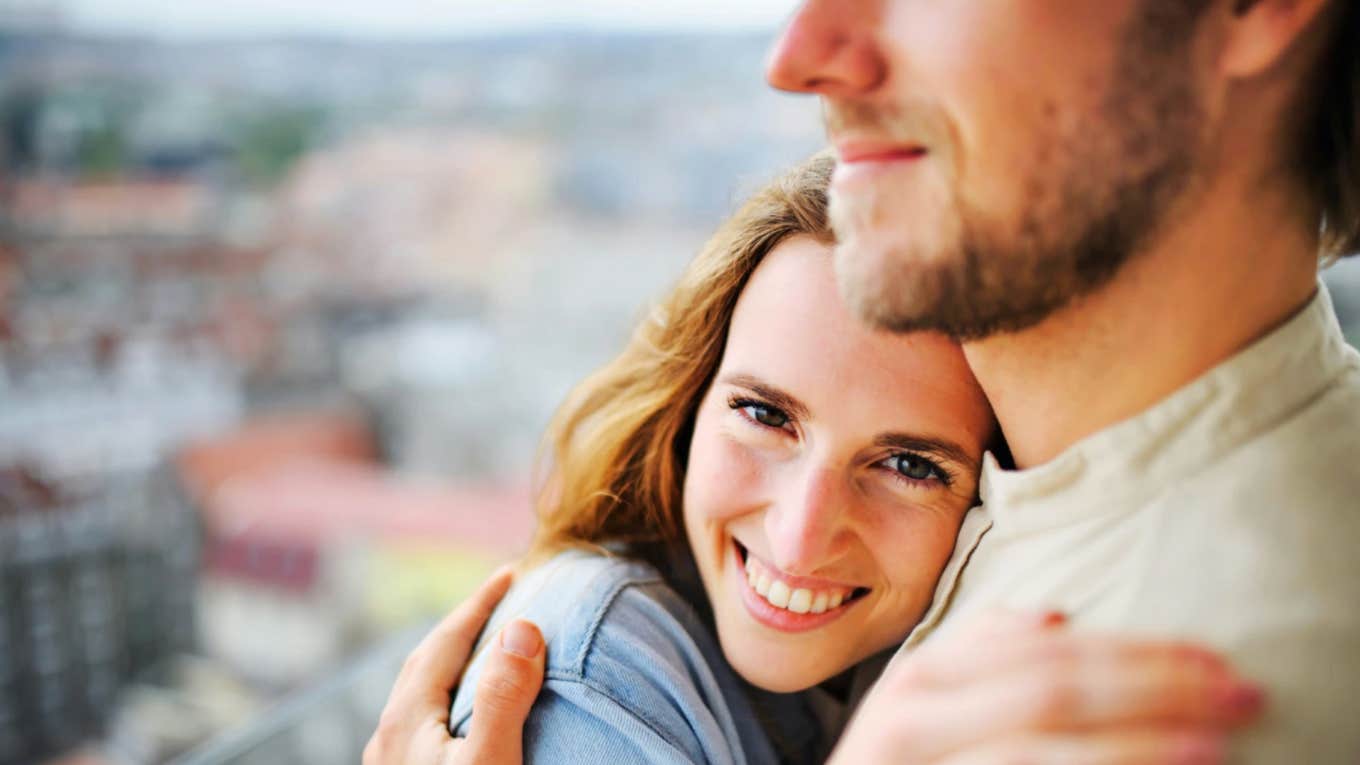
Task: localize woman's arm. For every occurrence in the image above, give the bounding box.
[829,610,1263,764]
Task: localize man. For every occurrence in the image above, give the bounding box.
[367,1,1360,762]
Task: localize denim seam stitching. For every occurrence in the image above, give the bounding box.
[539,672,697,758]
[569,572,665,676]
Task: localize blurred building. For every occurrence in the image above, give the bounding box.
[0,24,827,765]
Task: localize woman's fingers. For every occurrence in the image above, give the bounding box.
[893,650,1261,756]
[934,729,1227,765]
[459,620,547,764]
[898,610,1228,692]
[833,613,1265,764]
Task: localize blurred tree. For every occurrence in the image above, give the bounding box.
[231,105,326,187]
[77,117,127,177]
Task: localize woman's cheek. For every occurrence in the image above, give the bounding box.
[875,502,968,591]
[687,429,771,524]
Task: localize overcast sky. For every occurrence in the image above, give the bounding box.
[55,0,797,38]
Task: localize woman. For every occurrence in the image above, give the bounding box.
[370,154,1261,765]
[445,152,992,763]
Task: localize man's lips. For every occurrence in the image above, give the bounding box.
[836,142,928,164]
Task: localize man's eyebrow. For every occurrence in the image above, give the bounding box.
[717,373,811,421]
[875,433,978,472]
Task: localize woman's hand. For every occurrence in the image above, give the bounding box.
[363,567,545,765]
[829,611,1264,764]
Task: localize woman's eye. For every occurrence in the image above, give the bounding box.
[888,453,944,483]
[745,404,789,429]
[729,397,791,430]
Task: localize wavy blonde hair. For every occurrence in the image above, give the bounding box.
[527,152,836,563]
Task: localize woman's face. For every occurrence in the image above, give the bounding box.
[683,235,994,693]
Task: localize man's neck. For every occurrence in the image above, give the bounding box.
[964,174,1320,470]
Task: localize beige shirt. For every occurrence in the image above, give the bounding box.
[897,283,1360,763]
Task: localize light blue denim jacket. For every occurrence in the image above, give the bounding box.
[448,550,828,764]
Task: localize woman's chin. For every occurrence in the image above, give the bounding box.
[734,664,822,694]
[723,643,837,694]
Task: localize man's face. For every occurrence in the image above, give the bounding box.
[767,1,1211,340]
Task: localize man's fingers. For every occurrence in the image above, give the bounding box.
[935,729,1227,765]
[460,619,547,764]
[382,565,516,728]
[366,567,522,765]
[407,566,516,698]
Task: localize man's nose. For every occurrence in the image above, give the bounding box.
[765,0,886,98]
[765,465,853,576]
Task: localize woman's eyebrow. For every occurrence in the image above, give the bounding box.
[718,373,811,421]
[874,433,979,474]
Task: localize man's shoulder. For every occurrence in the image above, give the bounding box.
[1216,355,1360,505]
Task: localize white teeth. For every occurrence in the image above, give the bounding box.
[741,552,858,615]
[766,580,791,609]
[787,588,813,614]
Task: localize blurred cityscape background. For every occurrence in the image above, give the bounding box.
[2,2,1359,764]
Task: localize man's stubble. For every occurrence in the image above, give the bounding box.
[831,1,1211,341]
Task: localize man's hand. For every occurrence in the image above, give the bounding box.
[364,567,546,765]
[830,611,1265,765]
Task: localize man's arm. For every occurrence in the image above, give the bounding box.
[364,567,546,765]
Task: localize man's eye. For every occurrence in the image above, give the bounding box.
[888,453,944,482]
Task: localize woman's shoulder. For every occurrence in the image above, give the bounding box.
[448,549,708,710]
[504,550,702,674]
[448,550,782,763]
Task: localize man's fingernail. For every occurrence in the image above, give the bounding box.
[501,620,542,658]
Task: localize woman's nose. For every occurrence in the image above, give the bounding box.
[764,465,853,575]
[765,0,887,98]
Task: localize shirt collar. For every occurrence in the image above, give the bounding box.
[979,281,1354,530]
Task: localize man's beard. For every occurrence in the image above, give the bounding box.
[830,1,1208,342]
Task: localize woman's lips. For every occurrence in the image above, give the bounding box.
[730,542,866,634]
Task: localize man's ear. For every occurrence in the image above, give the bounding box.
[1217,0,1337,78]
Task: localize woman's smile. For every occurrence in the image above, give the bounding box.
[730,540,868,633]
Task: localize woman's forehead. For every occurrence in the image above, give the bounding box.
[722,235,991,440]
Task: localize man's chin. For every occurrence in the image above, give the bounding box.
[833,234,943,334]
